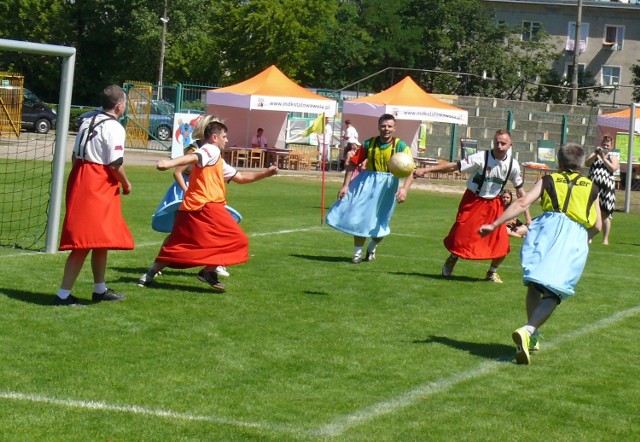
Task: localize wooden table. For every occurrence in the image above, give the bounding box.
[265,148,290,169]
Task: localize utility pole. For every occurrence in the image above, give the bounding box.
[158,0,169,100]
[570,0,583,105]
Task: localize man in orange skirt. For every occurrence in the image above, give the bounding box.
[414,130,531,282]
[138,117,278,292]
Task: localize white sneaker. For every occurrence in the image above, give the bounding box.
[215,266,230,278]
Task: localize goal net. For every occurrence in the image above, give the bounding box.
[0,38,75,253]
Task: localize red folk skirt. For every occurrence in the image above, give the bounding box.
[59,161,134,251]
[443,189,509,260]
[156,201,249,269]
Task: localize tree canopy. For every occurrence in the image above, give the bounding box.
[0,0,569,105]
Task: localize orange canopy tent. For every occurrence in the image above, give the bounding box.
[206,65,337,148]
[597,107,640,138]
[343,76,468,154]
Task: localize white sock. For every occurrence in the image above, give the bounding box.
[488,266,498,273]
[367,242,377,253]
[525,325,536,335]
[94,282,107,294]
[57,289,71,299]
[354,246,363,257]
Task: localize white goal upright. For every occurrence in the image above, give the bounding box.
[0,38,75,253]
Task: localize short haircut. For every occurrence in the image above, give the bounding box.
[204,120,228,140]
[557,142,585,171]
[378,113,396,125]
[192,114,222,140]
[102,85,126,110]
[494,129,511,138]
[345,119,351,125]
[601,134,612,144]
[257,127,264,132]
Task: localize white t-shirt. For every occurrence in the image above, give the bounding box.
[73,113,126,165]
[322,123,333,146]
[196,143,238,181]
[342,125,359,146]
[460,149,523,199]
[251,134,268,148]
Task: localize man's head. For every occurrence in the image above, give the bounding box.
[377,114,396,142]
[257,128,264,135]
[102,85,126,118]
[204,120,229,148]
[492,129,512,160]
[344,119,351,127]
[557,143,585,171]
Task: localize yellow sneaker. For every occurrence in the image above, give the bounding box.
[512,327,531,365]
[485,271,503,283]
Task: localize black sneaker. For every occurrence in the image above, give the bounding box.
[54,294,86,307]
[366,250,376,262]
[196,270,226,292]
[92,288,126,303]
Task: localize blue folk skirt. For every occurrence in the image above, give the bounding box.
[325,170,399,238]
[521,212,589,300]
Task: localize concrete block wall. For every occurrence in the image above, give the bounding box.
[423,96,601,160]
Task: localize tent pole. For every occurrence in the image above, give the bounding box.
[624,103,635,213]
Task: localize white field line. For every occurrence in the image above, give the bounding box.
[1,305,639,437]
[313,304,640,438]
[0,391,300,435]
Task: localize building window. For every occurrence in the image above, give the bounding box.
[566,22,589,53]
[522,21,541,41]
[564,63,586,80]
[602,66,621,86]
[603,25,624,50]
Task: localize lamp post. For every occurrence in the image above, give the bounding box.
[157,0,169,100]
[570,0,583,105]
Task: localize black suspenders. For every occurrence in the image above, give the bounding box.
[474,150,513,196]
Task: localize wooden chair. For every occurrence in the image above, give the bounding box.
[234,148,249,168]
[287,151,301,170]
[249,148,264,168]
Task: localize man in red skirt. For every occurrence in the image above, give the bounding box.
[414,130,531,282]
[55,85,133,306]
[138,117,278,292]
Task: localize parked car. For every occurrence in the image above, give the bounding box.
[21,88,58,134]
[76,100,201,141]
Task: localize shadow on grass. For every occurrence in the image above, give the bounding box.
[111,275,222,295]
[1,288,70,306]
[392,271,480,283]
[290,254,350,263]
[414,335,513,360]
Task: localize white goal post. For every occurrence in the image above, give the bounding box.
[0,38,75,253]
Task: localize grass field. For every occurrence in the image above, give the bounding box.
[1,165,639,441]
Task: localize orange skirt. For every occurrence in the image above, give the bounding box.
[156,202,248,269]
[59,161,134,251]
[443,189,509,260]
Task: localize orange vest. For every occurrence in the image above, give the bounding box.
[180,154,226,211]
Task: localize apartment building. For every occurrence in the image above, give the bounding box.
[483,0,640,105]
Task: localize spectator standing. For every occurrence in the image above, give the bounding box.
[585,135,619,245]
[340,119,359,170]
[55,85,133,306]
[317,117,333,169]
